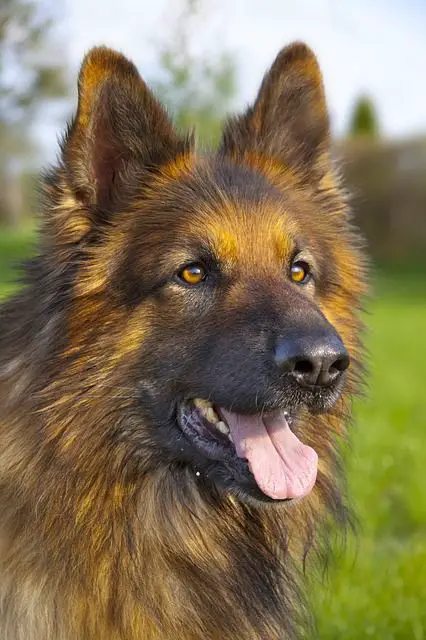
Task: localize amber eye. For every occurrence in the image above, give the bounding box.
[290,260,311,285]
[177,263,207,286]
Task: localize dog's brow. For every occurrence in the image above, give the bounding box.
[165,240,220,268]
[208,229,238,262]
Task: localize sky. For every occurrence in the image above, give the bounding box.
[54,0,426,144]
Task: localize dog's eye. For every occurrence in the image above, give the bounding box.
[177,263,207,286]
[290,260,311,285]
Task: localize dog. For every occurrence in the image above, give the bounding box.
[0,42,366,639]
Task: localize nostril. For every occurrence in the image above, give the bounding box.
[293,359,314,376]
[329,354,350,375]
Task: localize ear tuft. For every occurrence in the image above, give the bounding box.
[220,42,330,185]
[76,46,141,129]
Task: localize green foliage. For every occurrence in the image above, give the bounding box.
[0,225,35,298]
[0,0,68,225]
[0,0,67,158]
[150,0,237,147]
[348,95,380,138]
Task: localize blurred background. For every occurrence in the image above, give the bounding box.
[0,0,425,637]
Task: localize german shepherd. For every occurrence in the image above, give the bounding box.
[0,43,366,639]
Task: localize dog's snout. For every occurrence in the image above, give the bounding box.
[274,332,349,388]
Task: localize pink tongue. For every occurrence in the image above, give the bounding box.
[220,410,318,500]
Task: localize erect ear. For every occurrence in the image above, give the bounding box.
[220,42,330,185]
[62,47,191,211]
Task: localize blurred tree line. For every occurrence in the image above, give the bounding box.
[343,95,426,265]
[338,136,426,265]
[150,0,236,147]
[0,0,68,226]
[0,0,425,267]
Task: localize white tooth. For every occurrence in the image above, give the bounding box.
[227,432,234,443]
[206,408,219,423]
[194,399,212,411]
[216,421,229,435]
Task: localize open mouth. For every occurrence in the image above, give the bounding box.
[178,399,318,501]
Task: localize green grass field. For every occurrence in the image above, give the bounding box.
[0,226,37,299]
[314,272,426,639]
[1,227,426,638]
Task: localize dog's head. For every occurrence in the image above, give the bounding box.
[43,44,365,506]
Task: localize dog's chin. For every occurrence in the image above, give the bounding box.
[203,462,298,507]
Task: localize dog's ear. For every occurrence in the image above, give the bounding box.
[62,47,191,211]
[220,42,330,184]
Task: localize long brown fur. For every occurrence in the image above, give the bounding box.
[0,43,367,639]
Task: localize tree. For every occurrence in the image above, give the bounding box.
[348,95,379,139]
[0,0,68,225]
[150,0,237,148]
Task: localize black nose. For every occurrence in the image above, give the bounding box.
[274,331,350,388]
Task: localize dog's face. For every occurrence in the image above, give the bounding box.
[48,44,364,506]
[117,163,351,503]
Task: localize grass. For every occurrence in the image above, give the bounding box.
[0,225,36,299]
[313,271,426,638]
[1,227,426,637]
